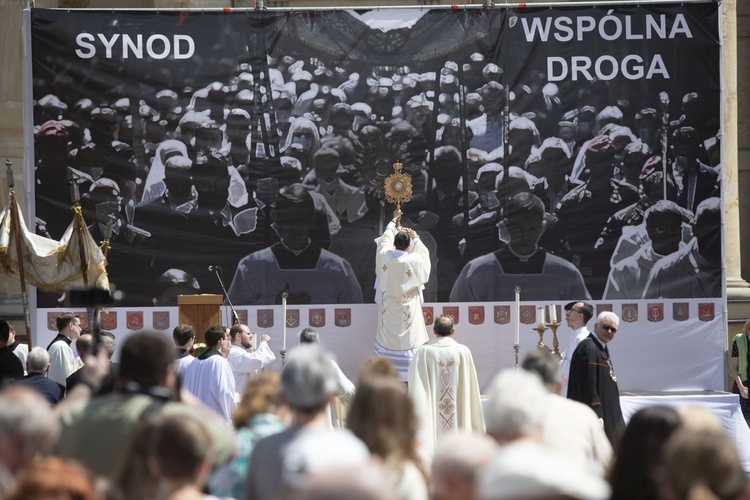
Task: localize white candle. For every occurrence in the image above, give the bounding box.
[252,331,257,351]
[548,304,557,323]
[536,306,544,328]
[514,286,520,346]
[282,296,287,352]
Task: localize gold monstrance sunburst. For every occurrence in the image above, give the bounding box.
[383,162,413,228]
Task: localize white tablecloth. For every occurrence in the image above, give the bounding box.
[620,391,750,472]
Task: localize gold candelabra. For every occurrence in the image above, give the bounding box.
[532,324,548,350]
[546,321,562,358]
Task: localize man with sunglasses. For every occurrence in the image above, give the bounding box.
[567,311,625,444]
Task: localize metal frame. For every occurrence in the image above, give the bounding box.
[39,0,717,12]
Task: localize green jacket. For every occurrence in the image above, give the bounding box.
[734,333,748,382]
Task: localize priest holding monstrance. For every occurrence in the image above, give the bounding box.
[372,163,431,381]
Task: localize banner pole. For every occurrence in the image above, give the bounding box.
[66,169,89,288]
[100,213,116,261]
[73,209,89,288]
[67,168,95,333]
[6,160,33,350]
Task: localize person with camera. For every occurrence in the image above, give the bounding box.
[54,331,234,479]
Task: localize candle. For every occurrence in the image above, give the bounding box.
[252,330,257,351]
[548,304,557,323]
[514,286,520,346]
[282,296,287,352]
[536,306,544,328]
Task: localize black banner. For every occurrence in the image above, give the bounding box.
[29,4,721,307]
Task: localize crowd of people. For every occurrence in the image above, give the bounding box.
[31,14,722,307]
[0,308,749,500]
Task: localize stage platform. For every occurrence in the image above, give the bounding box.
[620,391,750,472]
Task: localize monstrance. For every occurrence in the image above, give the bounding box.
[383,162,413,228]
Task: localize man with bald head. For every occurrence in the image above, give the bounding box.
[408,314,484,459]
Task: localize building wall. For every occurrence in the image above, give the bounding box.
[739,3,750,288]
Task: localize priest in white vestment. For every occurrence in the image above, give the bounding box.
[227,323,275,396]
[408,314,485,460]
[373,211,431,381]
[182,326,236,422]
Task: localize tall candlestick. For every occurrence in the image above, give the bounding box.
[536,306,545,328]
[514,286,520,346]
[281,292,288,352]
[548,304,557,323]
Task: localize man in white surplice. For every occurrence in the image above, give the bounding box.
[227,323,275,396]
[559,301,594,397]
[373,210,431,381]
[182,326,236,422]
[408,314,485,460]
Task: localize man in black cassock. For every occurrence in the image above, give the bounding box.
[567,311,625,444]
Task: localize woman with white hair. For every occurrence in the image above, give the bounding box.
[478,369,610,500]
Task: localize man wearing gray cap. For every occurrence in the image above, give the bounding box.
[244,345,366,500]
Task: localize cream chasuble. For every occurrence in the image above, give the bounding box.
[408,336,485,459]
[375,224,431,351]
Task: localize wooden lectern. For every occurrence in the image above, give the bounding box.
[177,294,223,342]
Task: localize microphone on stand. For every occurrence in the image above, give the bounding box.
[209,265,240,325]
